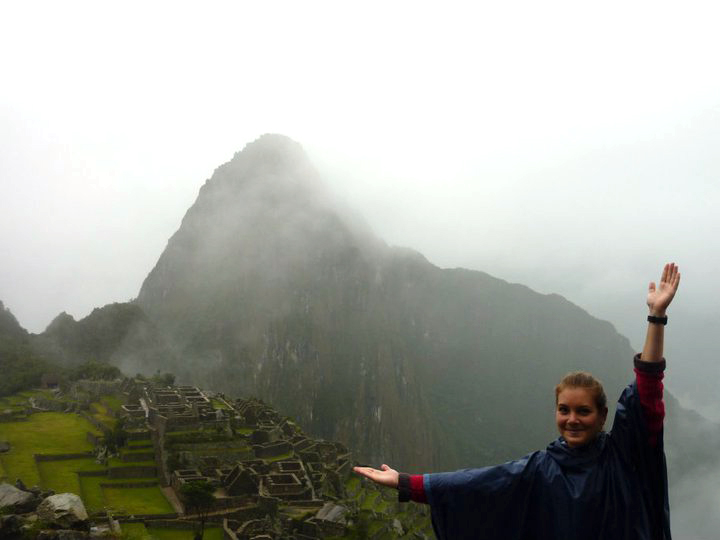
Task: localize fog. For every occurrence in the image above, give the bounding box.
[1,2,719,533]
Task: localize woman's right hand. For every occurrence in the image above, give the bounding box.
[353,463,400,488]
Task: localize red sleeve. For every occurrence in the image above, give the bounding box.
[409,474,428,503]
[633,353,665,447]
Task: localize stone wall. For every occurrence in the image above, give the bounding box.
[81,411,109,435]
[108,465,157,479]
[34,452,94,462]
[251,441,291,459]
[77,470,108,478]
[86,431,103,446]
[126,430,151,442]
[121,451,155,462]
[99,481,158,489]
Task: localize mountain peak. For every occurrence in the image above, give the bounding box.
[234,133,305,158]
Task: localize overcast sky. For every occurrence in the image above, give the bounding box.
[1,1,719,414]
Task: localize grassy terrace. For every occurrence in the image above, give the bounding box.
[0,389,56,412]
[264,451,294,463]
[165,429,238,445]
[0,405,172,515]
[79,475,163,513]
[90,402,117,430]
[210,398,232,410]
[107,456,156,468]
[0,412,98,486]
[101,394,124,412]
[37,458,105,494]
[122,523,223,540]
[103,485,173,515]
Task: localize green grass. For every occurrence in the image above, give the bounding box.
[123,448,155,457]
[374,496,391,513]
[360,489,392,513]
[90,402,117,430]
[165,431,233,445]
[122,524,223,540]
[108,457,156,468]
[36,458,105,494]
[210,398,231,410]
[0,412,98,486]
[0,390,54,412]
[102,395,123,412]
[263,451,294,463]
[79,475,159,513]
[367,519,386,536]
[148,528,222,540]
[102,485,173,515]
[127,435,152,447]
[120,522,151,539]
[345,476,360,497]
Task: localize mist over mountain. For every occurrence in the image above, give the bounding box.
[32,302,175,370]
[133,135,639,470]
[4,134,718,536]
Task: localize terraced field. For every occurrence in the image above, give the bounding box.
[121,522,223,540]
[0,412,98,486]
[0,399,171,515]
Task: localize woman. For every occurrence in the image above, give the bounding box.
[354,263,680,540]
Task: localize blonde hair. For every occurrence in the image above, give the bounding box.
[555,371,607,411]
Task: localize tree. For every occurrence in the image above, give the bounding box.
[151,371,175,386]
[106,417,128,454]
[179,480,216,540]
[70,360,121,381]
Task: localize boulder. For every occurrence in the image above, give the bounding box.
[0,441,10,452]
[0,482,39,513]
[36,494,89,529]
[316,502,347,523]
[0,513,22,535]
[37,530,90,540]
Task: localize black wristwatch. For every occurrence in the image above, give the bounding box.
[398,473,411,502]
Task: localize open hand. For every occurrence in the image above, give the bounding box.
[647,263,680,316]
[353,464,399,488]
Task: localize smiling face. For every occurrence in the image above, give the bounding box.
[555,387,608,448]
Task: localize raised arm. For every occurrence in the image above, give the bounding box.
[633,263,680,447]
[640,262,680,362]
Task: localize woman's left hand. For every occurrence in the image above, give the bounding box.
[353,464,400,488]
[647,263,681,316]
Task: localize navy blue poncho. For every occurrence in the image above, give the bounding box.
[424,382,670,539]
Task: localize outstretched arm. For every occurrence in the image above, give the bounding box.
[640,262,680,362]
[353,464,399,488]
[353,464,428,503]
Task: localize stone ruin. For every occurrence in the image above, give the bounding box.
[0,377,433,538]
[111,378,395,539]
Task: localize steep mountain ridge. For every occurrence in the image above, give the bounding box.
[32,303,175,373]
[133,134,636,470]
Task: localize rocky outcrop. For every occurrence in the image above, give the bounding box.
[0,483,40,513]
[316,502,347,523]
[36,494,89,530]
